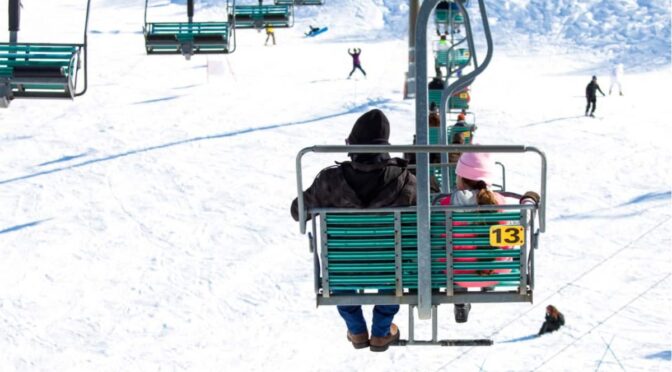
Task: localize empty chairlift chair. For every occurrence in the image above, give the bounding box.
[144,0,235,59]
[435,0,467,26]
[0,0,92,108]
[230,3,294,29]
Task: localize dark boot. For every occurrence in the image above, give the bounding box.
[346,330,369,349]
[454,303,471,323]
[369,323,400,352]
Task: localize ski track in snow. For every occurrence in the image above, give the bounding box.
[0,0,670,371]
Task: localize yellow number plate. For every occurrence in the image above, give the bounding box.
[489,225,525,246]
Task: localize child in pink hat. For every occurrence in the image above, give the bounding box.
[439,152,508,323]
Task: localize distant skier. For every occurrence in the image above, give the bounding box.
[585,75,605,117]
[264,25,275,46]
[538,305,565,336]
[347,48,366,79]
[609,63,624,96]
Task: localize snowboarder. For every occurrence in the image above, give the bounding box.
[347,48,366,78]
[538,305,565,336]
[585,75,605,117]
[609,63,624,96]
[305,25,325,37]
[264,25,275,46]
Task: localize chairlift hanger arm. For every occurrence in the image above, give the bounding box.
[144,0,149,25]
[75,0,92,97]
[83,0,92,45]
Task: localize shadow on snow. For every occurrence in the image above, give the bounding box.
[0,98,391,186]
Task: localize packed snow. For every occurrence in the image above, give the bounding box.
[0,0,670,371]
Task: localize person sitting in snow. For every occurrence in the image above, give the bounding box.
[291,109,416,352]
[538,305,565,336]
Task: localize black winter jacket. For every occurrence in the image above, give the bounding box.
[538,313,565,336]
[586,81,605,99]
[291,155,417,221]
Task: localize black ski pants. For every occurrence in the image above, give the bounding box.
[586,97,596,114]
[349,64,366,77]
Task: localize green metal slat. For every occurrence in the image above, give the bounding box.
[329,285,396,291]
[0,53,74,60]
[327,238,497,248]
[329,276,396,284]
[453,274,521,282]
[0,44,78,53]
[326,215,395,224]
[327,225,496,236]
[1,60,69,67]
[452,249,520,258]
[328,263,396,272]
[452,261,519,270]
[328,251,396,260]
[12,83,66,89]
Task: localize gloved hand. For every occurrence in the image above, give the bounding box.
[520,191,540,205]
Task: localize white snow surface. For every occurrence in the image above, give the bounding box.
[0,0,671,371]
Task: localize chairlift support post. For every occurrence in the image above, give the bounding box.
[405,0,419,99]
[188,0,194,23]
[414,0,440,321]
[8,0,20,43]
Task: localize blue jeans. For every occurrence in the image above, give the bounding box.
[337,305,399,337]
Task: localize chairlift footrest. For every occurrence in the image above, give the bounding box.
[393,338,493,346]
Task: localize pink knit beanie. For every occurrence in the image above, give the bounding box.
[455,152,495,185]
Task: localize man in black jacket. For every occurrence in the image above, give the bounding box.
[585,75,605,117]
[291,109,416,352]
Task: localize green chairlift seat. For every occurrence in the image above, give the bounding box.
[1,0,91,107]
[316,209,530,295]
[275,0,324,4]
[144,22,232,55]
[435,8,464,25]
[143,0,235,59]
[0,43,83,102]
[450,88,470,109]
[230,5,293,29]
[435,48,470,68]
[428,88,470,110]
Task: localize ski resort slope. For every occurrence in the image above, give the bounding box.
[0,0,671,371]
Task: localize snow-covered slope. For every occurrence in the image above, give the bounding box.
[0,0,670,371]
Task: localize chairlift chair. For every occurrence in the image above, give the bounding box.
[0,0,92,108]
[144,0,236,59]
[230,3,294,29]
